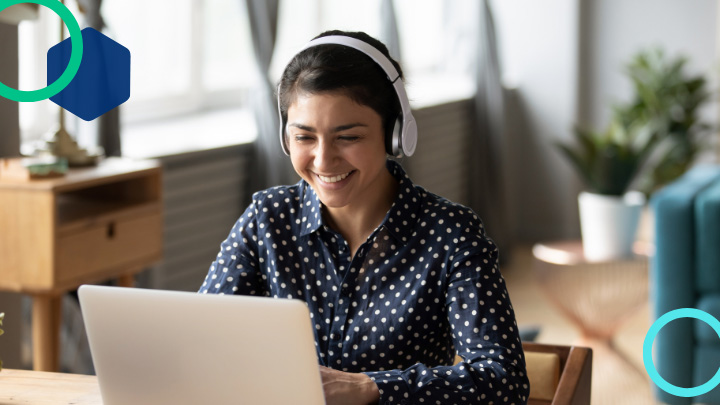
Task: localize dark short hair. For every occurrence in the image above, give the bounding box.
[278,30,404,152]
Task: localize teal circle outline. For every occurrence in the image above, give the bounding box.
[644,308,720,397]
[0,0,83,102]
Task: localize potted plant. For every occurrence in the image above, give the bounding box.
[557,49,712,261]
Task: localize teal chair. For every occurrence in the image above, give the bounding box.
[651,165,720,404]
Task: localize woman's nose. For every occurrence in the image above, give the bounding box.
[314,140,337,168]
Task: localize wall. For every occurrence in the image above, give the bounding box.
[580,0,718,131]
[492,0,582,241]
[150,145,252,292]
[492,0,719,242]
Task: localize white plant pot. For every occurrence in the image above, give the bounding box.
[578,191,646,262]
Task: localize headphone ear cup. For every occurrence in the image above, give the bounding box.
[401,118,417,157]
[277,85,290,156]
[282,117,291,155]
[386,118,402,157]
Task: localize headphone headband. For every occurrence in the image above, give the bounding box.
[301,36,401,82]
[278,35,417,157]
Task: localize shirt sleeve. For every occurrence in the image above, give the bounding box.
[198,199,266,296]
[363,243,530,405]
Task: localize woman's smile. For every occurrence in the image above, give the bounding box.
[315,170,356,188]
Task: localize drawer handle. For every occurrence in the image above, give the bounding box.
[107,222,116,239]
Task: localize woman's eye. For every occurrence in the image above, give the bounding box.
[339,136,359,142]
[294,135,313,142]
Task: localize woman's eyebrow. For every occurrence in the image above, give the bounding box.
[287,122,368,133]
[332,123,367,132]
[288,123,315,132]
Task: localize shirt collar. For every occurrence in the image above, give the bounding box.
[298,160,422,244]
[381,160,422,245]
[298,180,325,237]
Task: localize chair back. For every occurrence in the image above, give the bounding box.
[455,342,592,404]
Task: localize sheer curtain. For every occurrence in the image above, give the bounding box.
[380,0,402,64]
[0,24,20,158]
[245,0,297,192]
[470,0,509,255]
[76,0,121,157]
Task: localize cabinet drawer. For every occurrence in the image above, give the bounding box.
[56,212,162,284]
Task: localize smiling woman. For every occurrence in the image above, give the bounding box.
[199,30,529,405]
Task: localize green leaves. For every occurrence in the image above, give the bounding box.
[557,121,651,195]
[558,48,712,196]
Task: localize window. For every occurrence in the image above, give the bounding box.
[18,0,477,156]
[395,0,477,106]
[102,0,255,122]
[272,0,477,105]
[18,0,255,156]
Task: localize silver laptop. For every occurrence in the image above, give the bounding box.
[78,285,325,405]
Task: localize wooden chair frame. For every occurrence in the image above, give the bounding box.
[524,342,592,405]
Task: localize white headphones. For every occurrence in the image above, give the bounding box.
[278,35,417,158]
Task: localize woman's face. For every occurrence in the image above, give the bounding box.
[286,92,389,211]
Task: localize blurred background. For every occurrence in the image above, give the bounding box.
[0,1,718,403]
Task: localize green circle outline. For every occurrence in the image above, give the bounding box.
[0,0,83,102]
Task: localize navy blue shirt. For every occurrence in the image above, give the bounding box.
[199,160,529,404]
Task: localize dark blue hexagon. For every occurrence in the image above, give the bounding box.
[47,27,130,121]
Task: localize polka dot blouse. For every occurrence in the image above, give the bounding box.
[199,160,529,404]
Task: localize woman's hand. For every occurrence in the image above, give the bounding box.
[319,365,380,405]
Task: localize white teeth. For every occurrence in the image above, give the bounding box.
[319,171,351,183]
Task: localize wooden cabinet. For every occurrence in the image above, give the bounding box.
[0,158,163,371]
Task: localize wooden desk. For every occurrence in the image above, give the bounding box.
[0,158,163,371]
[0,369,101,404]
[2,346,592,405]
